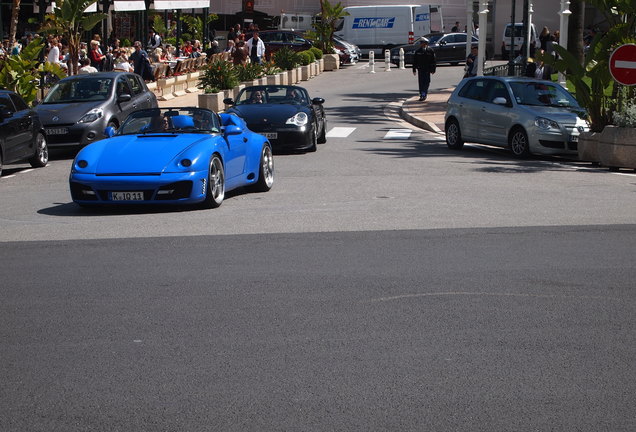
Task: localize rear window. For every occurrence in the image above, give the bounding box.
[504,25,524,38]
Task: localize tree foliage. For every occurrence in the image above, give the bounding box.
[0,38,66,105]
[305,0,348,54]
[39,0,107,75]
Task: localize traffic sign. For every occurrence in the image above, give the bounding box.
[609,44,636,86]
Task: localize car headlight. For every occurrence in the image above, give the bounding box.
[534,117,560,130]
[78,108,104,123]
[286,112,308,127]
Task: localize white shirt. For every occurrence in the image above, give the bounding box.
[246,38,266,58]
[79,65,98,74]
[47,45,60,64]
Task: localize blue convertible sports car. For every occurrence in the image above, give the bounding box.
[69,107,274,208]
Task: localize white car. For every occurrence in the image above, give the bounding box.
[445,76,589,157]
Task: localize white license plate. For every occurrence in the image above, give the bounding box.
[263,132,278,139]
[111,191,144,201]
[569,135,579,142]
[46,127,68,135]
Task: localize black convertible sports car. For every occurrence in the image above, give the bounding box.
[224,85,327,153]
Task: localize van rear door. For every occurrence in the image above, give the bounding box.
[413,6,431,37]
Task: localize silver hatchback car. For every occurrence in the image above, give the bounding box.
[445,76,589,157]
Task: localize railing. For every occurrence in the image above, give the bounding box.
[483,63,525,77]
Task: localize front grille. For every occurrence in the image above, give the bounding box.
[70,182,98,201]
[156,181,193,200]
[539,140,566,149]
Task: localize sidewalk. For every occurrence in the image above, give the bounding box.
[399,88,455,134]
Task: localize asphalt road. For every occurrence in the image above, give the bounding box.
[1,62,635,431]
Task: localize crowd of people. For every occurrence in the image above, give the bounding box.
[0,28,210,82]
[215,23,267,66]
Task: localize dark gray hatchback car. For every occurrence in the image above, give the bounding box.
[34,72,158,148]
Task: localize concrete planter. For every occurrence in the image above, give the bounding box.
[287,68,297,84]
[198,91,226,113]
[279,72,288,85]
[323,54,339,71]
[295,67,302,83]
[300,65,311,81]
[596,126,636,171]
[266,74,280,85]
[232,84,245,100]
[318,58,324,73]
[577,131,600,164]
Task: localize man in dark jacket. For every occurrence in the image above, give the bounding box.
[412,38,436,101]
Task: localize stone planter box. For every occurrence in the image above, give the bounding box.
[300,65,311,81]
[198,91,226,113]
[323,54,339,71]
[266,74,280,85]
[596,126,636,170]
[577,132,600,164]
[279,72,288,85]
[318,58,324,73]
[231,84,245,100]
[287,68,297,84]
[157,77,176,101]
[295,67,302,83]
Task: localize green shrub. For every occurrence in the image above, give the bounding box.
[613,101,636,128]
[310,47,323,60]
[198,60,238,90]
[261,61,282,76]
[234,62,265,82]
[297,50,313,66]
[121,38,131,47]
[273,47,301,71]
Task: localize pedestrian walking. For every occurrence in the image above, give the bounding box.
[412,38,436,101]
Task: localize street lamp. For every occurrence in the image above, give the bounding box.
[465,0,474,60]
[477,0,488,76]
[526,1,533,59]
[558,0,571,85]
[508,0,517,76]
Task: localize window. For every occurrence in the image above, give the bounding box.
[454,34,467,43]
[486,81,511,104]
[117,77,131,96]
[9,93,28,111]
[458,79,491,101]
[127,75,142,95]
[0,94,16,114]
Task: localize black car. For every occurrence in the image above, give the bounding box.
[0,90,48,176]
[34,72,157,148]
[257,30,313,61]
[224,85,327,153]
[390,32,480,66]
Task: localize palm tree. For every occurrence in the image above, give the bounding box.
[307,0,348,54]
[39,0,107,75]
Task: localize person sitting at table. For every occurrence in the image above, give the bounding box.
[113,49,131,71]
[181,40,193,57]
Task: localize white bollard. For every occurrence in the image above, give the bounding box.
[385,49,391,72]
[369,50,376,73]
[399,48,405,69]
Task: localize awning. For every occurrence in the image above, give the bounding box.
[113,0,146,11]
[34,2,96,13]
[153,0,210,10]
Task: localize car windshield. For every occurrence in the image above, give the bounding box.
[117,108,221,135]
[235,85,308,105]
[509,81,580,108]
[43,78,113,104]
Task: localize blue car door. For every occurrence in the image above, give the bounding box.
[222,123,248,186]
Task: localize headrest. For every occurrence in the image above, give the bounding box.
[171,115,194,128]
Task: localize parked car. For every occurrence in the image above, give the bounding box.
[224,85,327,153]
[445,76,589,157]
[0,90,48,176]
[333,34,360,64]
[35,72,158,148]
[390,32,480,66]
[69,107,273,208]
[257,30,313,60]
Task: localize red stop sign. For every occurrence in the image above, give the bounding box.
[610,44,636,86]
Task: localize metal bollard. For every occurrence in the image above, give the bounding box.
[399,48,405,70]
[385,50,391,72]
[369,50,375,74]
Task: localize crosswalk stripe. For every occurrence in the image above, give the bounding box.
[384,129,412,139]
[326,127,356,138]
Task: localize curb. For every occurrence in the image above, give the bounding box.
[399,104,443,134]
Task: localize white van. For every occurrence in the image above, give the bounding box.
[334,5,437,56]
[501,22,538,59]
[274,13,316,32]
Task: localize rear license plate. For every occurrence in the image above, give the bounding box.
[46,127,68,135]
[111,191,144,201]
[569,135,579,142]
[263,132,278,139]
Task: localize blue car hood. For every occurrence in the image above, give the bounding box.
[231,104,305,126]
[86,134,209,174]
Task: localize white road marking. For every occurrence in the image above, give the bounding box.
[326,127,356,138]
[384,129,412,139]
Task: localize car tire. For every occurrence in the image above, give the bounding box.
[28,132,48,168]
[307,126,317,152]
[201,154,225,208]
[251,144,274,192]
[317,121,327,144]
[445,118,464,150]
[509,127,531,158]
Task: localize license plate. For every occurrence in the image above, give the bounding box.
[569,135,579,142]
[111,191,144,201]
[263,132,277,139]
[46,127,68,135]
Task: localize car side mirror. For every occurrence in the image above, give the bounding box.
[104,126,116,137]
[224,125,242,136]
[439,41,446,46]
[223,98,234,105]
[312,97,325,105]
[493,97,509,106]
[117,93,132,103]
